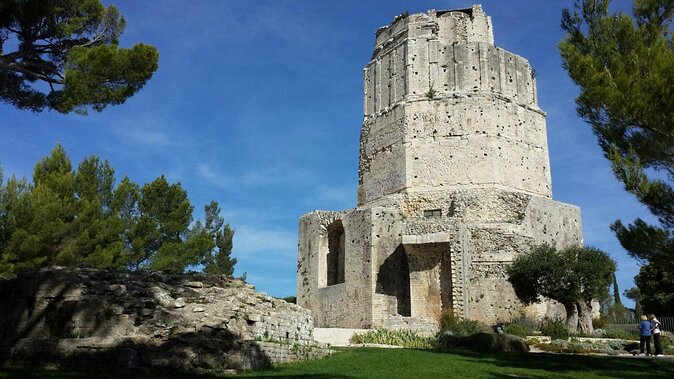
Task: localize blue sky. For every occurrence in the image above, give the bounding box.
[0,1,651,305]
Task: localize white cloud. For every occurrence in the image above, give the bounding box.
[196,162,313,190]
[305,184,356,210]
[197,164,230,188]
[233,225,297,258]
[118,129,174,149]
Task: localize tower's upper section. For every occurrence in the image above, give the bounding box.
[363,4,538,118]
[358,5,553,206]
[373,5,493,56]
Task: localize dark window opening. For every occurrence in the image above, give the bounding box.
[424,209,442,218]
[447,201,456,217]
[327,220,345,285]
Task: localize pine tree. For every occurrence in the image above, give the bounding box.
[111,177,141,269]
[0,0,159,114]
[69,157,125,269]
[560,0,674,314]
[0,146,234,276]
[136,176,212,273]
[0,175,31,276]
[624,287,642,318]
[203,201,236,276]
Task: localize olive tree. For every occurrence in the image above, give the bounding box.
[507,244,616,334]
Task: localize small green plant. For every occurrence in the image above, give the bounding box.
[602,325,638,339]
[350,329,435,349]
[439,311,491,337]
[592,316,606,329]
[540,318,569,340]
[661,331,674,352]
[504,323,531,338]
[280,296,296,303]
[425,81,437,100]
[439,311,458,331]
[535,338,628,356]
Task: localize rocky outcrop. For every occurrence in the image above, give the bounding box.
[0,267,329,372]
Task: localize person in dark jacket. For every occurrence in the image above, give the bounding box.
[640,314,652,356]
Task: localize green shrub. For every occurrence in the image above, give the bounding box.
[661,331,674,352]
[350,329,435,349]
[467,333,529,353]
[603,327,637,340]
[439,332,529,353]
[439,311,491,337]
[592,316,607,329]
[540,319,569,340]
[439,311,459,332]
[504,323,532,338]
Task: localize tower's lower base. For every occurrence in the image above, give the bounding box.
[297,188,582,329]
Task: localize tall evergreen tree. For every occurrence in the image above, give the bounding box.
[560,0,674,314]
[111,176,140,269]
[68,157,125,268]
[0,171,32,276]
[133,176,213,273]
[624,287,642,318]
[203,201,236,276]
[0,145,235,276]
[613,272,623,307]
[0,145,75,273]
[0,167,6,254]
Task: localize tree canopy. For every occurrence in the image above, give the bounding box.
[507,244,616,334]
[559,0,674,314]
[0,0,158,114]
[0,145,236,276]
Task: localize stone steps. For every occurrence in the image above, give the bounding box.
[313,328,372,346]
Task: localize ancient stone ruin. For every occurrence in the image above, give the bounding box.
[297,5,583,330]
[0,267,329,372]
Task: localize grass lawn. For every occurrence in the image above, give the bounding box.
[238,348,674,378]
[2,348,674,378]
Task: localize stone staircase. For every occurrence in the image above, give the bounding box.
[383,315,439,337]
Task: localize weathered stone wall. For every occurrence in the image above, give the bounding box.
[0,267,329,372]
[358,106,407,205]
[370,208,406,327]
[297,210,375,328]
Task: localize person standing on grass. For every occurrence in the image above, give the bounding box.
[649,314,663,356]
[640,314,652,356]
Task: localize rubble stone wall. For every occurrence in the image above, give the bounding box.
[0,267,329,372]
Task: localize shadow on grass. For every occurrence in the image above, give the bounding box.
[429,348,674,379]
[0,368,352,379]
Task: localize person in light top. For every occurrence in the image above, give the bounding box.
[649,314,663,356]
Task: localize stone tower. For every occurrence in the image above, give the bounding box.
[297,5,582,330]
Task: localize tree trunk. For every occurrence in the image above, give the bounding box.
[563,302,578,334]
[576,300,594,334]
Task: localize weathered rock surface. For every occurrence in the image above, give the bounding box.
[0,267,329,372]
